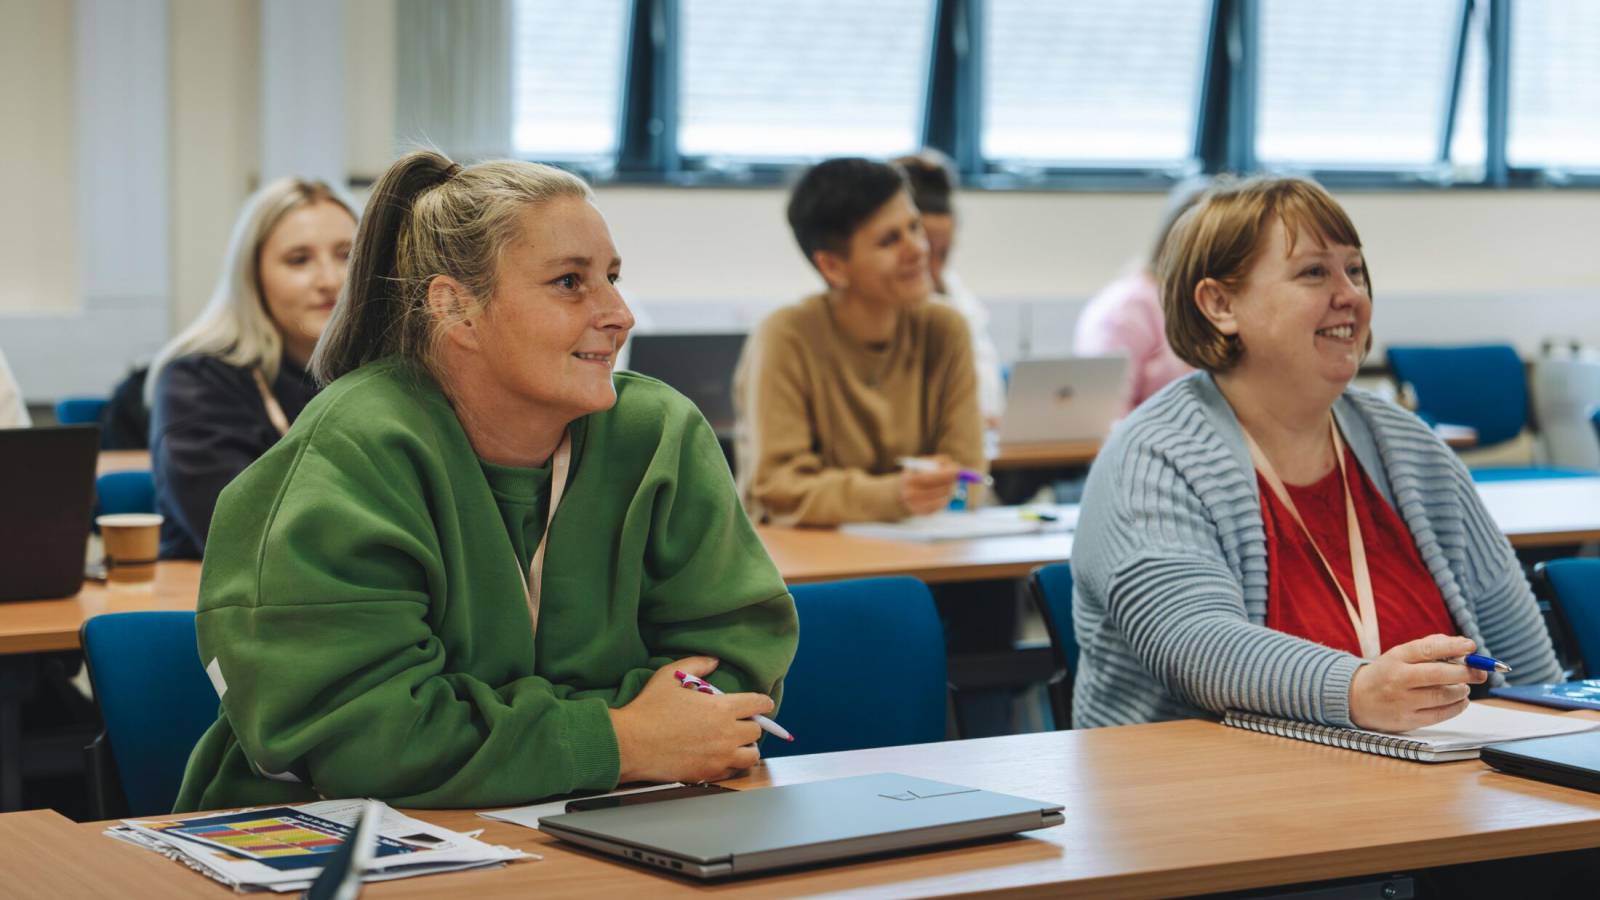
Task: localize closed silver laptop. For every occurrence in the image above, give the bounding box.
[538,773,1064,879]
[998,356,1128,445]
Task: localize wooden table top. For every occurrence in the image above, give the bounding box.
[989,439,1101,471]
[0,562,201,655]
[96,449,151,476]
[1478,476,1600,549]
[2,476,1593,657]
[756,525,1072,585]
[23,709,1600,898]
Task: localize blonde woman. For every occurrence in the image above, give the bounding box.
[174,151,796,812]
[147,178,357,559]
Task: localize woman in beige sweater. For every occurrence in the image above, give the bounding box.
[734,157,985,526]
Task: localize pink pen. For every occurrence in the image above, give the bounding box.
[673,670,795,742]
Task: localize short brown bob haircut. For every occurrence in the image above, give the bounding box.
[1157,175,1372,373]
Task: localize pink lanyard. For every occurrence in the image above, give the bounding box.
[517,430,571,639]
[1244,418,1382,660]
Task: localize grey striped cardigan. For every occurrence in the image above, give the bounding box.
[1071,372,1562,729]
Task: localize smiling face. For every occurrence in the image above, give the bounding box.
[258,200,356,365]
[1210,216,1372,396]
[817,190,931,310]
[470,196,635,420]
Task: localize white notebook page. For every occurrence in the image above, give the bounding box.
[1360,702,1600,751]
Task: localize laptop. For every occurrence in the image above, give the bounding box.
[538,773,1064,879]
[997,356,1128,445]
[625,333,747,434]
[0,425,99,601]
[1481,732,1600,794]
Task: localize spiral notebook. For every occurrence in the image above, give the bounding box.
[1223,702,1600,762]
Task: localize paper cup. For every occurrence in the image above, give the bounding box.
[96,513,163,588]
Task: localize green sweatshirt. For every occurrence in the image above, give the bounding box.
[174,360,798,812]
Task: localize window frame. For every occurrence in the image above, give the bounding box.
[507,0,1600,192]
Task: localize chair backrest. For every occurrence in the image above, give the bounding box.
[81,612,217,815]
[1028,563,1078,728]
[95,470,157,518]
[764,577,946,758]
[55,397,108,426]
[1540,558,1600,678]
[1386,344,1527,447]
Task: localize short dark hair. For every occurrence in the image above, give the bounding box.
[786,158,909,267]
[893,150,957,217]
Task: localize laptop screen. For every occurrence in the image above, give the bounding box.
[625,333,747,434]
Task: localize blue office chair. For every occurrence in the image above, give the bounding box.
[764,577,947,758]
[1537,559,1600,679]
[55,397,108,426]
[1028,563,1078,729]
[1387,344,1592,481]
[94,470,156,518]
[80,612,218,817]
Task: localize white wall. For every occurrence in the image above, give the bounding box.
[6,0,1599,401]
[0,0,76,313]
[171,0,259,334]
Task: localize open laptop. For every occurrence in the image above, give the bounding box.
[624,333,747,435]
[0,425,99,601]
[538,773,1064,879]
[1481,732,1600,794]
[997,356,1128,445]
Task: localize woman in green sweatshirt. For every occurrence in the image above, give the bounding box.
[174,151,798,812]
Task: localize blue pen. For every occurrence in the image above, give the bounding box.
[1449,653,1511,674]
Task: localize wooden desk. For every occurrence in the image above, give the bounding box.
[25,716,1600,898]
[96,449,152,477]
[1435,423,1479,450]
[989,439,1100,472]
[1478,476,1600,549]
[0,562,202,656]
[758,525,1071,585]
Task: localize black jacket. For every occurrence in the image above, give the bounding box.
[148,354,318,559]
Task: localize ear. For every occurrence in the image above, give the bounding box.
[1193,277,1240,337]
[812,248,851,291]
[426,275,483,351]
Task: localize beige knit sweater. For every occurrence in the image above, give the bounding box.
[733,292,985,526]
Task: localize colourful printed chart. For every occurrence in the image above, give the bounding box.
[167,816,345,858]
[144,807,412,871]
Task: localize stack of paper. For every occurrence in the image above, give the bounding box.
[840,504,1078,543]
[105,798,532,892]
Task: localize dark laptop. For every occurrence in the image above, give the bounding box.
[625,333,747,434]
[0,425,99,601]
[1482,732,1600,794]
[538,773,1064,879]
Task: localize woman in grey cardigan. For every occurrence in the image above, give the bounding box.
[1072,176,1561,733]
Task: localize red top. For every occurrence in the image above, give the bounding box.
[1260,444,1457,656]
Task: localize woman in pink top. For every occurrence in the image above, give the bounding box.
[1074,179,1210,416]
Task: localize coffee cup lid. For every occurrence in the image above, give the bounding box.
[96,513,165,528]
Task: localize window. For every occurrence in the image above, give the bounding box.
[1256,0,1462,170]
[982,0,1211,168]
[511,0,631,160]
[677,0,935,162]
[1508,0,1600,173]
[1446,0,1487,180]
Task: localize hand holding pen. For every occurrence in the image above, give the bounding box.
[675,670,795,742]
[896,456,989,515]
[1350,635,1493,733]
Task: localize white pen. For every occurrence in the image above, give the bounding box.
[896,456,994,487]
[673,670,795,742]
